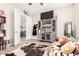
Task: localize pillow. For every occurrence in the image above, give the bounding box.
[58,36,69,46]
[61,42,75,54]
[73,40,79,54]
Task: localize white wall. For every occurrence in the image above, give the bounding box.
[54,5,73,37]
[31,13,40,39]
[32,4,74,38]
[73,4,79,39]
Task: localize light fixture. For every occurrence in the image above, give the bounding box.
[24,10,29,15]
[29,3,32,5]
[40,3,44,5]
[28,3,46,6]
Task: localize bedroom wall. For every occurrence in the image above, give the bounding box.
[32,4,74,38]
[54,4,73,37]
[0,3,78,41]
[31,13,40,39]
[73,4,79,39]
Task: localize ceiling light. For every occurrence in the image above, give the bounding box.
[29,3,32,5]
[40,3,44,5]
[28,3,46,6]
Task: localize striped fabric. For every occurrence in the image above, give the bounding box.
[49,50,74,56]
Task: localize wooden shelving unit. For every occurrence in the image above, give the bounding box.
[0,16,6,50]
[38,11,57,42]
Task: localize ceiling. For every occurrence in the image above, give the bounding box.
[16,3,71,15]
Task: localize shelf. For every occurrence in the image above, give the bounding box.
[38,14,56,42]
[39,40,52,43]
[42,24,51,27]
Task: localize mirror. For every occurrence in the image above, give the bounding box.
[64,22,73,37]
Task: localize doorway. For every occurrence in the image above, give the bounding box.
[14,8,32,46]
[20,14,26,41]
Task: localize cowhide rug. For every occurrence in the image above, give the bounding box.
[5,43,48,56]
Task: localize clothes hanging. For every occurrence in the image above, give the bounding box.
[32,24,37,35]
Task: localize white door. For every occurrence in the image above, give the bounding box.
[14,9,21,46]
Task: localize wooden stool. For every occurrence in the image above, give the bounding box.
[0,43,3,50]
[0,41,6,51]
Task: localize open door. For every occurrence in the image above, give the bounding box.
[14,8,21,46]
